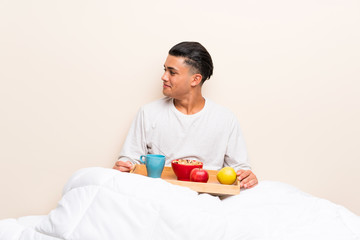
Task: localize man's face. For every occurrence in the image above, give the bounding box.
[162,55,195,99]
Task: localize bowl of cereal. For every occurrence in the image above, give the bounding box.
[171,159,203,181]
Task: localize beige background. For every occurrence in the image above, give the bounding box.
[0,0,359,219]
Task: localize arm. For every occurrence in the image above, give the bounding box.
[113,108,148,172]
[224,117,258,189]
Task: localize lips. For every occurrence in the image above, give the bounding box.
[163,84,171,88]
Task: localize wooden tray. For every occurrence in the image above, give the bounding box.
[131,164,240,196]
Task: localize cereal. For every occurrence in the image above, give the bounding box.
[173,159,202,165]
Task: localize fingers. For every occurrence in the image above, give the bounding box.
[113,161,133,172]
[242,178,258,189]
[118,166,131,172]
[115,161,131,167]
[237,170,258,189]
[237,169,251,181]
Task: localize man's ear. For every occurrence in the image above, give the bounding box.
[191,74,203,86]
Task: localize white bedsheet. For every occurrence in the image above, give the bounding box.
[1,167,359,240]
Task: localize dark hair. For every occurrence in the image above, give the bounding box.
[169,41,213,84]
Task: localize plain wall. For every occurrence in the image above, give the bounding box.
[0,0,359,219]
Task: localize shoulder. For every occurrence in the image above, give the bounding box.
[136,97,172,120]
[205,98,238,121]
[141,97,172,112]
[143,97,172,109]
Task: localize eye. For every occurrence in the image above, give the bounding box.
[163,67,176,76]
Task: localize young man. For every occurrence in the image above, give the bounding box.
[113,42,258,189]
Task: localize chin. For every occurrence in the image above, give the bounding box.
[162,90,172,98]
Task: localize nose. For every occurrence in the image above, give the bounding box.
[161,71,169,82]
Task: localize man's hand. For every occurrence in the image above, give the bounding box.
[113,160,134,172]
[237,169,258,189]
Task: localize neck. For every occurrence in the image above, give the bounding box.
[173,94,205,115]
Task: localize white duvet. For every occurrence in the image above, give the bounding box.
[1,167,359,240]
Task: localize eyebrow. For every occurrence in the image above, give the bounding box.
[163,65,178,71]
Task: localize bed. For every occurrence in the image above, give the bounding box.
[1,167,359,240]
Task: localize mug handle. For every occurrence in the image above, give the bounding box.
[139,155,146,164]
